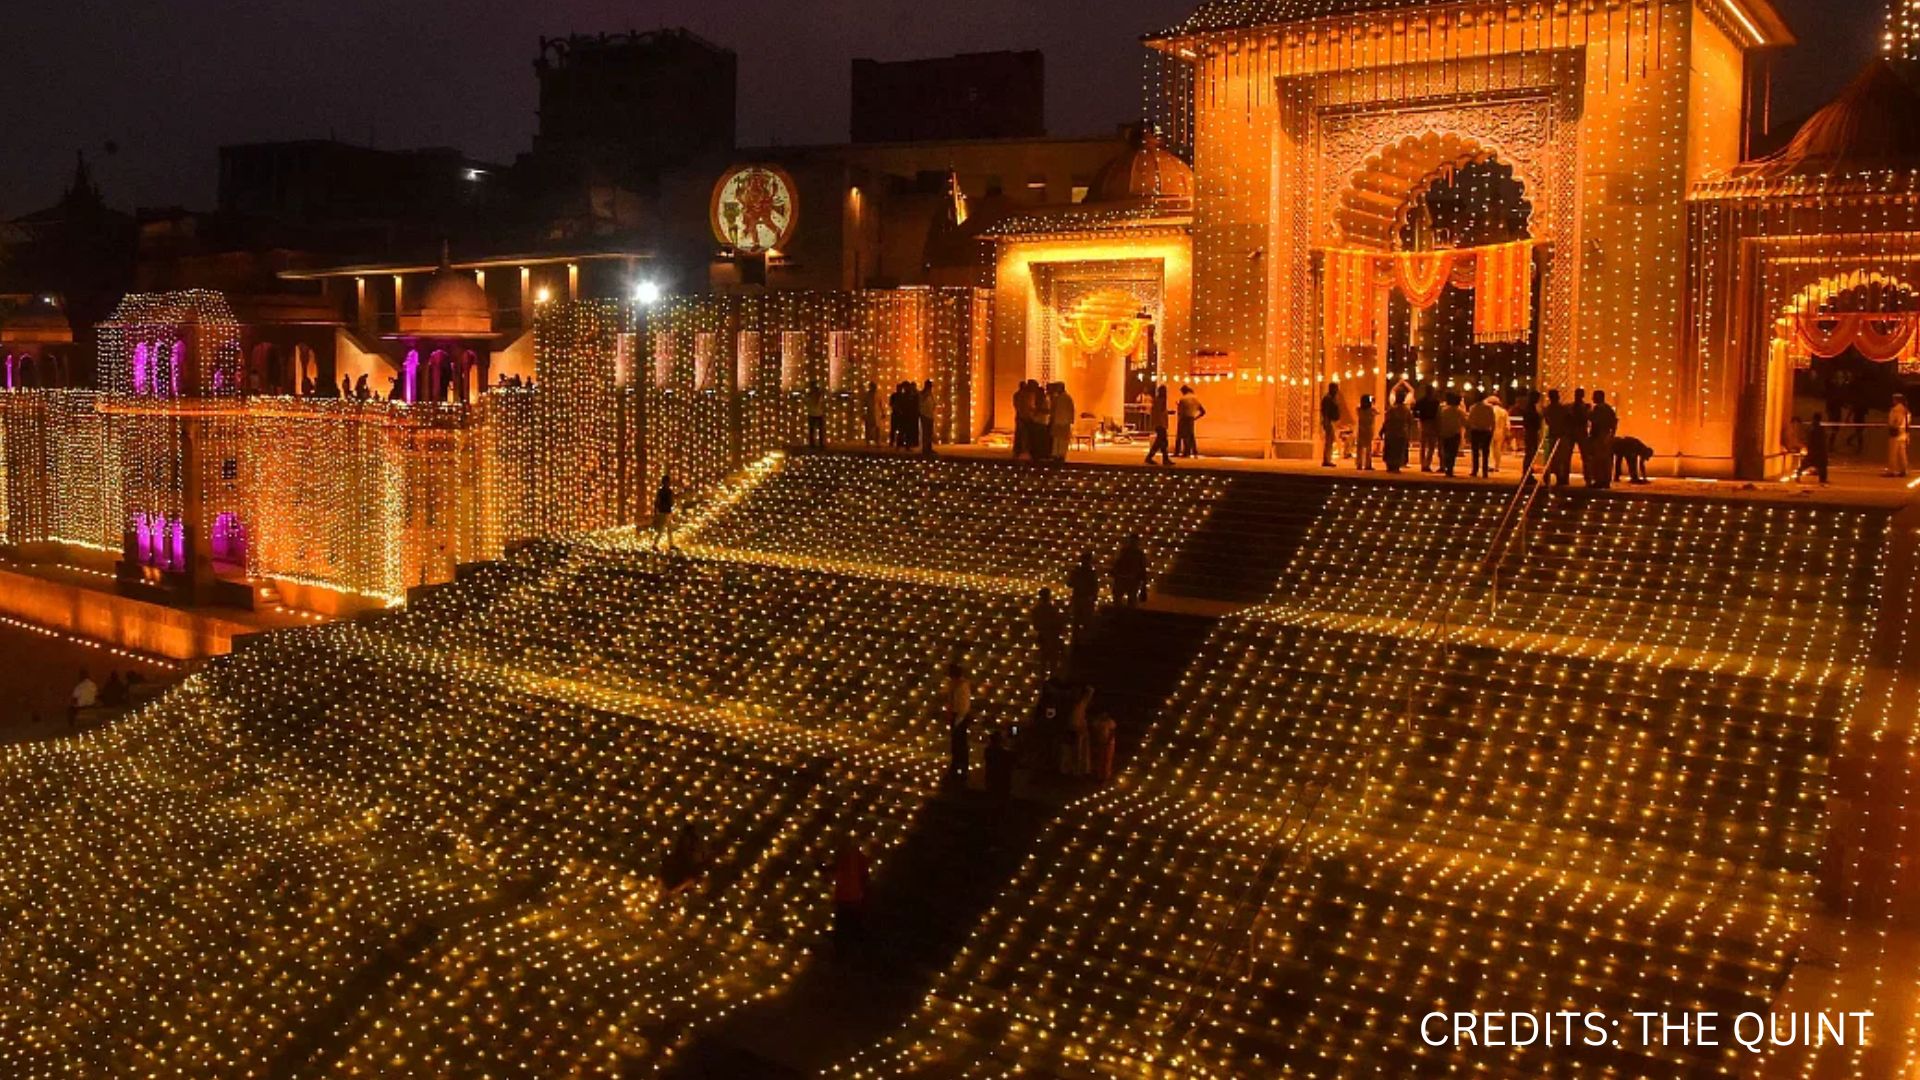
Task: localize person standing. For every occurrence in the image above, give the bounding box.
[1382,388,1413,473]
[1110,534,1148,607]
[1522,389,1544,472]
[1012,381,1033,459]
[1354,394,1377,471]
[946,662,975,785]
[1320,382,1343,467]
[1887,392,1912,478]
[1031,588,1067,675]
[1175,385,1206,458]
[1438,392,1467,477]
[1415,385,1442,472]
[1487,392,1511,473]
[888,383,908,449]
[985,725,1016,798]
[805,379,827,450]
[1144,384,1172,466]
[1030,382,1054,462]
[918,379,937,456]
[1068,684,1094,777]
[651,474,676,551]
[1466,393,1497,478]
[1543,390,1574,486]
[1587,390,1618,489]
[1089,711,1118,783]
[862,381,881,445]
[1801,414,1831,485]
[1049,382,1076,461]
[1066,551,1100,640]
[1570,388,1593,484]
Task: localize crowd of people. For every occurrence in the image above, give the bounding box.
[846,379,937,456]
[939,536,1150,803]
[1327,381,1641,488]
[1786,392,1911,485]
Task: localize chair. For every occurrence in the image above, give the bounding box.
[1072,416,1100,451]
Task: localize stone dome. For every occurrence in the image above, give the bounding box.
[1089,128,1194,207]
[405,267,494,338]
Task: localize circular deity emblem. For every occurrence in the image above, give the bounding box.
[710,164,798,256]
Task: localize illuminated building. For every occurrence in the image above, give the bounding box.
[1127,0,1797,466]
[1687,52,1920,476]
[988,126,1196,432]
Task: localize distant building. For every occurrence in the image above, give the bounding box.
[530,29,737,184]
[851,51,1045,143]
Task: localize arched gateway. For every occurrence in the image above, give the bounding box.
[1147,0,1793,465]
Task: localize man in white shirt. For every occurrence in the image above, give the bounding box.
[1487,392,1511,473]
[1888,393,1911,478]
[69,669,98,732]
[1175,385,1207,458]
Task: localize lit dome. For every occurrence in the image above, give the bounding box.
[405,267,494,338]
[1088,128,1194,207]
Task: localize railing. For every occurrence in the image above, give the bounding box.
[1481,434,1560,617]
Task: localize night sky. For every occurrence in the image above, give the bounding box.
[0,0,1892,216]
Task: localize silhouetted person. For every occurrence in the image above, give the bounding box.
[1144,385,1172,466]
[1415,385,1441,471]
[1543,389,1574,486]
[1466,393,1497,478]
[1437,392,1466,477]
[985,725,1016,797]
[1889,393,1912,478]
[1801,415,1831,485]
[100,671,128,708]
[919,379,937,456]
[1613,436,1655,485]
[1383,388,1412,473]
[1354,394,1376,471]
[1570,388,1592,484]
[1587,390,1618,488]
[1522,389,1544,471]
[862,381,881,445]
[1320,382,1343,466]
[651,475,676,551]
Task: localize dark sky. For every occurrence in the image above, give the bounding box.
[0,0,1891,216]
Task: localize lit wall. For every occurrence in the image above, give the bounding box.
[1170,0,1769,462]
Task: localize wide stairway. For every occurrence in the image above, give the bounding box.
[0,453,1890,1078]
[843,479,1891,1078]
